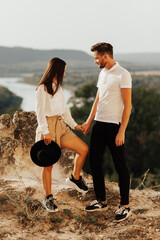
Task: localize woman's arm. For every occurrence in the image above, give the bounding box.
[62,89,78,128]
[36,85,51,144]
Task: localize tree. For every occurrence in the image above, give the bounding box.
[70,82,160,187]
[126,86,160,177]
[0,86,22,117]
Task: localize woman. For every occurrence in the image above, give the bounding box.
[35,57,88,212]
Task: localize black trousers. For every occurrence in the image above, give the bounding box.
[90,121,130,205]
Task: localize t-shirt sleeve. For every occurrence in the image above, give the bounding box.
[120,70,132,88]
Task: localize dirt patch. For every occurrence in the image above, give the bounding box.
[0,178,160,240]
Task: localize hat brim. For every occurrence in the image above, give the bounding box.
[30,140,61,167]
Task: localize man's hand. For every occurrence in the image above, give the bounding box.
[82,122,91,135]
[75,125,84,133]
[44,133,52,145]
[115,130,125,147]
[115,88,131,147]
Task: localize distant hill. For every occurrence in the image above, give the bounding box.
[0,46,160,76]
[116,52,160,64]
[0,46,92,64]
[0,46,95,76]
[115,53,160,71]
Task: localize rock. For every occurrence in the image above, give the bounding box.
[0,111,38,175]
[0,137,19,173]
[59,148,75,174]
[13,111,37,147]
[0,111,76,179]
[0,111,89,182]
[0,114,15,137]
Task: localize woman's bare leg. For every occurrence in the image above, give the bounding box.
[42,165,53,196]
[41,136,88,195]
[61,136,88,179]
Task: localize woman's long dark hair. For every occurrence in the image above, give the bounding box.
[36,57,66,96]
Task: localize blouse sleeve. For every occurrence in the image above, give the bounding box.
[35,85,49,135]
[62,91,77,129]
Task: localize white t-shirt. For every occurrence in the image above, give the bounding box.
[36,83,77,134]
[95,62,132,124]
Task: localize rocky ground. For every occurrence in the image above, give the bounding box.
[0,176,160,240]
[0,112,160,240]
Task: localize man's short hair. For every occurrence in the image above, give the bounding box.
[91,42,113,58]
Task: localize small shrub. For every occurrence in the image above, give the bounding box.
[63,208,72,217]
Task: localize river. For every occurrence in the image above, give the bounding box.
[0,77,73,111]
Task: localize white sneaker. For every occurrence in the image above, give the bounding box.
[85,200,108,212]
[65,174,88,193]
[115,206,131,222]
[42,194,58,212]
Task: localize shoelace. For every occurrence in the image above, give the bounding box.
[47,199,57,209]
[90,200,99,206]
[115,206,126,215]
[81,177,87,185]
[47,197,56,203]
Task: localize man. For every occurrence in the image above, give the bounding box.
[82,42,132,222]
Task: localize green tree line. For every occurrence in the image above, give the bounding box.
[0,86,22,117]
[70,82,160,189]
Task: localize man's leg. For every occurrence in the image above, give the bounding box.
[89,121,107,202]
[107,123,131,221]
[107,124,130,206]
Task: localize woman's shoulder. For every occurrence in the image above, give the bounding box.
[36,84,47,96]
[36,84,45,92]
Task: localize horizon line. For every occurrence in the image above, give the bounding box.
[0,45,160,55]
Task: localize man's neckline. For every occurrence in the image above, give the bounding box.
[104,62,119,72]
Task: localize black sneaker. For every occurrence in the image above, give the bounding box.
[42,194,58,212]
[115,206,131,222]
[65,174,88,193]
[85,200,108,212]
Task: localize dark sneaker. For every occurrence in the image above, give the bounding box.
[65,174,88,193]
[115,206,131,222]
[42,194,58,212]
[85,200,108,212]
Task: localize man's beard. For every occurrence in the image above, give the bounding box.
[99,61,107,68]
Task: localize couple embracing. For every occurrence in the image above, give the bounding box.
[35,42,132,222]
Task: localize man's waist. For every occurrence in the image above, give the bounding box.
[94,115,121,125]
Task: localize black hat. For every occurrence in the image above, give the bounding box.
[30,140,61,167]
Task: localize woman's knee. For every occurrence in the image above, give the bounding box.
[81,144,89,156]
[85,144,89,154]
[74,141,88,156]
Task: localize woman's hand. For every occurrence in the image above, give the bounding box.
[75,125,84,133]
[43,133,52,145]
[82,122,91,135]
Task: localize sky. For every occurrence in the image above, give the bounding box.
[0,0,160,54]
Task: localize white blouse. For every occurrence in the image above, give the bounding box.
[35,83,77,135]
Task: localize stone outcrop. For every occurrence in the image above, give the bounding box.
[0,111,37,145]
[13,111,38,147]
[0,113,15,138]
[0,111,75,178]
[1,114,160,240]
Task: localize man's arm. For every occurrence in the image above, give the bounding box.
[82,90,99,135]
[115,88,132,146]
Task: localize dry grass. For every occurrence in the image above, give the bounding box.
[0,179,160,240]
